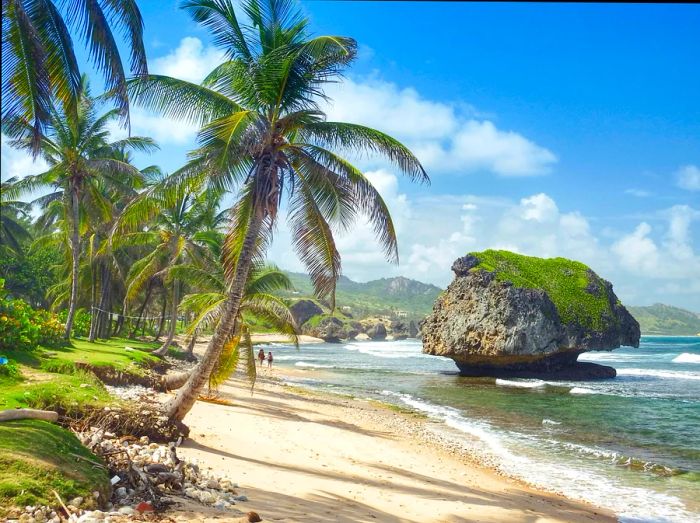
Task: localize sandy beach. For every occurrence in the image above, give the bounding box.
[165,366,614,523]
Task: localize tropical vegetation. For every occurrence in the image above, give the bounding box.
[0,0,427,425]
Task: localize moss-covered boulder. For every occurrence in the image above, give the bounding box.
[422,250,640,379]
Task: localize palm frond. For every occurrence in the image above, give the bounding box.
[128,74,241,126]
[208,330,241,390]
[287,179,340,308]
[301,122,428,183]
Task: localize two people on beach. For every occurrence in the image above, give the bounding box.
[257,348,273,368]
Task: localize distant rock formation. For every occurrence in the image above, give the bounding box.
[290,300,323,328]
[408,320,419,338]
[422,250,640,379]
[390,320,409,340]
[304,316,346,343]
[367,322,387,341]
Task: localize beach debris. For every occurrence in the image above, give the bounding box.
[7,430,250,523]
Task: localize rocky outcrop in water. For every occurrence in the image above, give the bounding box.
[367,322,387,341]
[408,320,419,338]
[422,251,640,379]
[390,321,409,340]
[304,316,347,343]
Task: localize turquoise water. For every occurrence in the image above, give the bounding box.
[263,336,700,523]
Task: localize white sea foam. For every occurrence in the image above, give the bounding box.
[542,418,561,426]
[672,353,700,364]
[378,390,696,523]
[570,387,598,395]
[275,355,318,361]
[495,378,546,389]
[294,362,335,369]
[343,340,439,360]
[617,368,700,381]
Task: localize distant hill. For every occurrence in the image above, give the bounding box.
[280,272,442,320]
[628,304,700,336]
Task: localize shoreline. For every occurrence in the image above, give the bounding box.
[166,365,614,522]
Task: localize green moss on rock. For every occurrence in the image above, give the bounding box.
[470,249,614,330]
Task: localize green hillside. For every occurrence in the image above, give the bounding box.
[280,272,442,320]
[628,304,700,336]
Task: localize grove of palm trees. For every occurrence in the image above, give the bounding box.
[1,0,430,518]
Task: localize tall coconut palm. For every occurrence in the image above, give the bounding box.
[129,0,428,422]
[114,181,222,355]
[2,0,148,153]
[3,76,158,338]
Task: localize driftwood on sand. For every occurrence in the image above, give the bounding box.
[0,408,59,422]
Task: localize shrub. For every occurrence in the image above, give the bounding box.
[57,308,91,338]
[33,309,65,348]
[0,359,21,380]
[0,280,66,351]
[0,293,39,351]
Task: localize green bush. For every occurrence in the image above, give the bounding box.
[57,308,91,338]
[0,280,66,351]
[0,293,40,351]
[0,359,21,380]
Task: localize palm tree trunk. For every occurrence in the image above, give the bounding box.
[154,280,179,356]
[102,279,113,339]
[88,262,98,341]
[154,291,167,341]
[64,188,80,340]
[130,279,153,338]
[185,332,197,358]
[93,264,111,340]
[165,209,264,422]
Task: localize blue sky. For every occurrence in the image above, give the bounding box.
[2,1,699,310]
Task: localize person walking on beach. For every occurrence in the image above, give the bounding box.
[258,348,265,367]
[267,351,274,368]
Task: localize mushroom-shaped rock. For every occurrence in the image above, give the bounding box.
[421,250,640,379]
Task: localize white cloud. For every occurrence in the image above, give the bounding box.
[0,134,48,182]
[268,167,699,309]
[151,36,225,84]
[611,223,661,276]
[321,77,557,177]
[122,108,199,145]
[676,164,700,191]
[119,37,226,146]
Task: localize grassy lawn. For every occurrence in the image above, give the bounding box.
[0,371,112,413]
[0,419,110,514]
[48,337,160,375]
[0,337,160,413]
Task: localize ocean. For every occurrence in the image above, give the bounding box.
[263,336,700,523]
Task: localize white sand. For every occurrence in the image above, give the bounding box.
[165,370,613,523]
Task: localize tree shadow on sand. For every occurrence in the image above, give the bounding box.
[182,439,608,523]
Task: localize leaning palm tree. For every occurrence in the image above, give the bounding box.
[130,0,428,422]
[2,0,147,153]
[3,76,158,338]
[164,260,297,391]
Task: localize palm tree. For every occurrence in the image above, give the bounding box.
[0,183,33,254]
[114,181,221,355]
[130,0,428,422]
[164,259,298,391]
[3,76,158,338]
[2,0,148,153]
